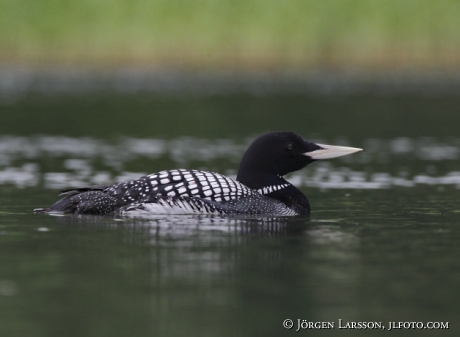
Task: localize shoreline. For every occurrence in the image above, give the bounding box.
[2,66,460,96]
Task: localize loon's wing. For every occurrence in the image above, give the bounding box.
[112,169,299,215]
[34,169,298,216]
[104,169,257,203]
[108,169,285,215]
[35,170,260,215]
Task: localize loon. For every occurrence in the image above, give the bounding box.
[34,132,362,216]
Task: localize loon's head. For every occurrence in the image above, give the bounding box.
[236,131,362,189]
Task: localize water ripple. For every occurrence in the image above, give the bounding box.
[1,135,460,189]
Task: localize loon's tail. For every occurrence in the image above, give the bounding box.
[34,186,115,215]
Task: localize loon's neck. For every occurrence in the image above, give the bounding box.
[237,172,311,216]
[236,169,285,190]
[265,184,311,216]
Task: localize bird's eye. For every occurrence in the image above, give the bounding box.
[286,144,293,152]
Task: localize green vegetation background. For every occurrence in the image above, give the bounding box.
[1,0,460,69]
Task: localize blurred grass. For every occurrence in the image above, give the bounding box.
[1,0,460,69]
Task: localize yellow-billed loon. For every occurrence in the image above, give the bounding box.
[34,132,362,216]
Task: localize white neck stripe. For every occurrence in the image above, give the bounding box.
[257,183,290,195]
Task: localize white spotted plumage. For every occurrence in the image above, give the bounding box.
[145,169,257,201]
[109,169,295,216]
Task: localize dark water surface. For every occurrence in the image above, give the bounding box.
[1,94,459,336]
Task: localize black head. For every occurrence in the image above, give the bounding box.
[236,131,362,189]
[238,132,319,178]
